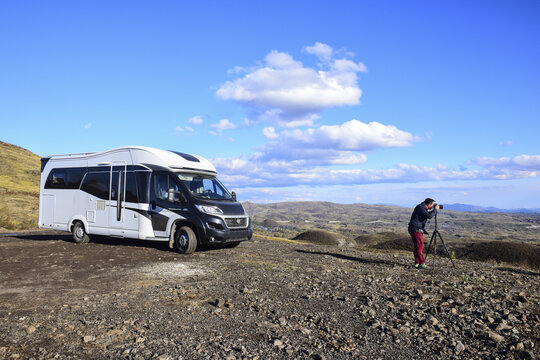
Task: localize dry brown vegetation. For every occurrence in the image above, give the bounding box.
[0,192,38,231]
[292,229,346,246]
[0,141,41,231]
[453,240,540,270]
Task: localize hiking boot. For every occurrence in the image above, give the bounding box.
[419,263,428,269]
[414,264,419,268]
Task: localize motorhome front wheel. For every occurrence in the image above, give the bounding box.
[174,226,197,254]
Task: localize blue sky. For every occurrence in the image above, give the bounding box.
[1,1,539,208]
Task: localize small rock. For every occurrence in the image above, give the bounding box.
[495,321,512,332]
[516,342,524,351]
[278,317,287,326]
[430,316,439,326]
[399,326,411,335]
[156,355,172,360]
[488,331,504,343]
[455,341,465,354]
[515,292,527,303]
[26,325,37,334]
[82,335,96,343]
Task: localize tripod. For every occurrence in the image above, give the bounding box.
[425,214,455,268]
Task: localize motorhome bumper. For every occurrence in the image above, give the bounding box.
[202,215,252,243]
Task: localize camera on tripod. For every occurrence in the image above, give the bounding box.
[435,203,444,210]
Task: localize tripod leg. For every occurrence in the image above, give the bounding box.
[425,232,436,260]
[437,231,456,268]
[433,234,437,268]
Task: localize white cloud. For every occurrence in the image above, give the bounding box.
[213,119,414,186]
[275,120,415,151]
[332,59,367,73]
[216,43,366,126]
[175,126,194,134]
[262,127,278,139]
[304,42,333,61]
[265,50,302,69]
[210,119,237,135]
[473,155,540,170]
[188,115,203,125]
[84,123,92,129]
[212,152,540,189]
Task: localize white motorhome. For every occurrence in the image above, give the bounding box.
[38,146,252,253]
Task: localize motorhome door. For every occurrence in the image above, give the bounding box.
[109,162,126,235]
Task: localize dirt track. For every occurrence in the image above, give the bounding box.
[0,232,538,359]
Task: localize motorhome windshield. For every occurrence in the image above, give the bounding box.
[178,173,233,200]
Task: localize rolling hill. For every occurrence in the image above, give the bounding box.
[0,141,41,230]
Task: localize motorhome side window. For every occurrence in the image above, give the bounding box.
[135,172,150,203]
[125,172,138,203]
[153,173,179,201]
[80,172,110,199]
[116,171,149,203]
[45,167,86,189]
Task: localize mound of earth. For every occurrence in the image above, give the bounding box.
[373,235,413,251]
[354,232,412,251]
[262,219,279,228]
[455,241,540,270]
[292,229,345,246]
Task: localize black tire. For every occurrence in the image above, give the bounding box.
[173,226,197,254]
[224,241,241,248]
[72,221,90,244]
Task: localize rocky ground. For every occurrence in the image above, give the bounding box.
[0,232,538,359]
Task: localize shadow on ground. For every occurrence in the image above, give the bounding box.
[10,232,227,253]
[295,249,404,267]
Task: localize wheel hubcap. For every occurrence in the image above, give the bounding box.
[76,227,84,238]
[179,233,188,247]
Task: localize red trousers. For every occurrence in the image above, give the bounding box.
[410,231,425,264]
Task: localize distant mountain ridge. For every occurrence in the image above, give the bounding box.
[443,203,540,214]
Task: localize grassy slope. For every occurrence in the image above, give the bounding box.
[0,141,41,231]
[0,141,41,193]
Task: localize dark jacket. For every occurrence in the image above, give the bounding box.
[408,202,437,233]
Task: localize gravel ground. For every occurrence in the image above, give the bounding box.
[0,232,538,359]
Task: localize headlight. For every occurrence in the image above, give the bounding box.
[195,205,223,215]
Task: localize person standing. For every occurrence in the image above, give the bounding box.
[408,198,439,269]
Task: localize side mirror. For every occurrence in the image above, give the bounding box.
[167,188,179,203]
[231,191,237,202]
[168,189,187,204]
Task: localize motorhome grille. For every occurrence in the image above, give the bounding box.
[225,217,247,228]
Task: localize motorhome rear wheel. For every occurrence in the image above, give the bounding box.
[72,222,90,244]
